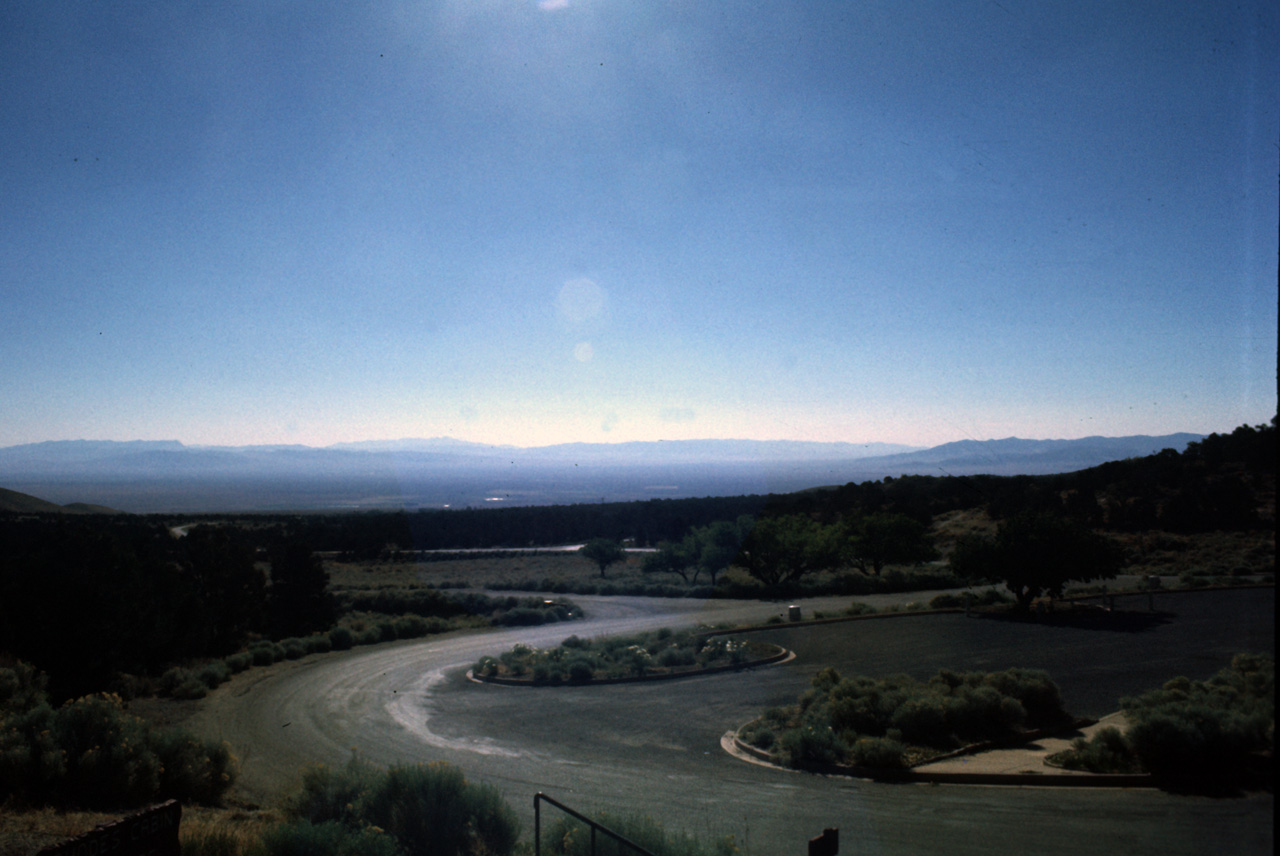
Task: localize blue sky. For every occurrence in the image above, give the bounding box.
[2,1,1275,449]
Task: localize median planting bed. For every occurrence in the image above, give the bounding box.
[472,628,787,685]
[738,665,1076,770]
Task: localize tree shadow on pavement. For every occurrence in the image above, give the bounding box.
[976,607,1174,633]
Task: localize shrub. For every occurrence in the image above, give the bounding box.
[258,820,403,856]
[328,626,355,651]
[158,667,194,696]
[0,660,48,715]
[0,690,235,810]
[304,633,333,654]
[542,811,738,856]
[0,702,64,800]
[153,731,237,805]
[498,607,547,626]
[282,638,308,660]
[224,652,252,674]
[982,667,1066,726]
[1121,654,1274,785]
[531,663,564,685]
[1049,727,1141,773]
[289,756,384,827]
[889,697,952,748]
[53,694,161,808]
[197,661,231,690]
[945,685,1025,741]
[173,678,210,700]
[849,735,907,768]
[567,660,594,684]
[359,762,520,856]
[777,724,847,767]
[250,643,282,666]
[392,615,429,638]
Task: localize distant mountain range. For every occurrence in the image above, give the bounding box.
[0,433,1204,513]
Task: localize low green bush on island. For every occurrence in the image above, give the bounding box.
[1048,653,1274,789]
[474,629,779,684]
[740,665,1070,769]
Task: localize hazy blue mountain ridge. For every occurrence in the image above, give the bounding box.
[0,434,1204,513]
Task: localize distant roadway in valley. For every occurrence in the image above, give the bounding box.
[189,588,1274,856]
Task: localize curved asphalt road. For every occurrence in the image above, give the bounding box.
[189,588,1274,856]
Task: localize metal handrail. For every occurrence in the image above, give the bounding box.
[534,792,659,856]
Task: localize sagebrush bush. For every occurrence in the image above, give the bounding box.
[225,652,252,674]
[290,756,384,827]
[289,756,518,856]
[250,643,284,666]
[197,661,231,689]
[257,820,403,856]
[363,762,519,856]
[759,665,1070,768]
[154,730,237,806]
[1050,726,1141,773]
[328,626,355,650]
[849,735,906,768]
[778,723,847,766]
[282,638,308,660]
[0,683,236,810]
[542,811,738,856]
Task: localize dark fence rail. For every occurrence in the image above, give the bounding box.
[534,792,658,856]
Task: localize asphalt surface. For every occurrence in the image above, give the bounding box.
[188,588,1274,856]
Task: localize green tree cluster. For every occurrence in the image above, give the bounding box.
[642,516,753,585]
[0,516,339,699]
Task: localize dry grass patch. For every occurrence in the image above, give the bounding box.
[0,803,286,856]
[0,807,118,856]
[331,552,650,593]
[1114,529,1274,578]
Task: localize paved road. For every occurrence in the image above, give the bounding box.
[189,588,1274,856]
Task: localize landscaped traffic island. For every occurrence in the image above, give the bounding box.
[738,665,1077,770]
[471,628,789,685]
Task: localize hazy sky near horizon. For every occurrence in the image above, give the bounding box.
[2,1,1276,449]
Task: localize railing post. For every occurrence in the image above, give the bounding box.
[809,827,839,856]
[532,793,659,856]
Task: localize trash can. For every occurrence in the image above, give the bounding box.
[788,605,802,622]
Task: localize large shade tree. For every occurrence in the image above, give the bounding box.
[268,540,335,638]
[643,516,752,586]
[735,515,845,586]
[847,512,938,576]
[579,538,627,578]
[949,512,1121,610]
